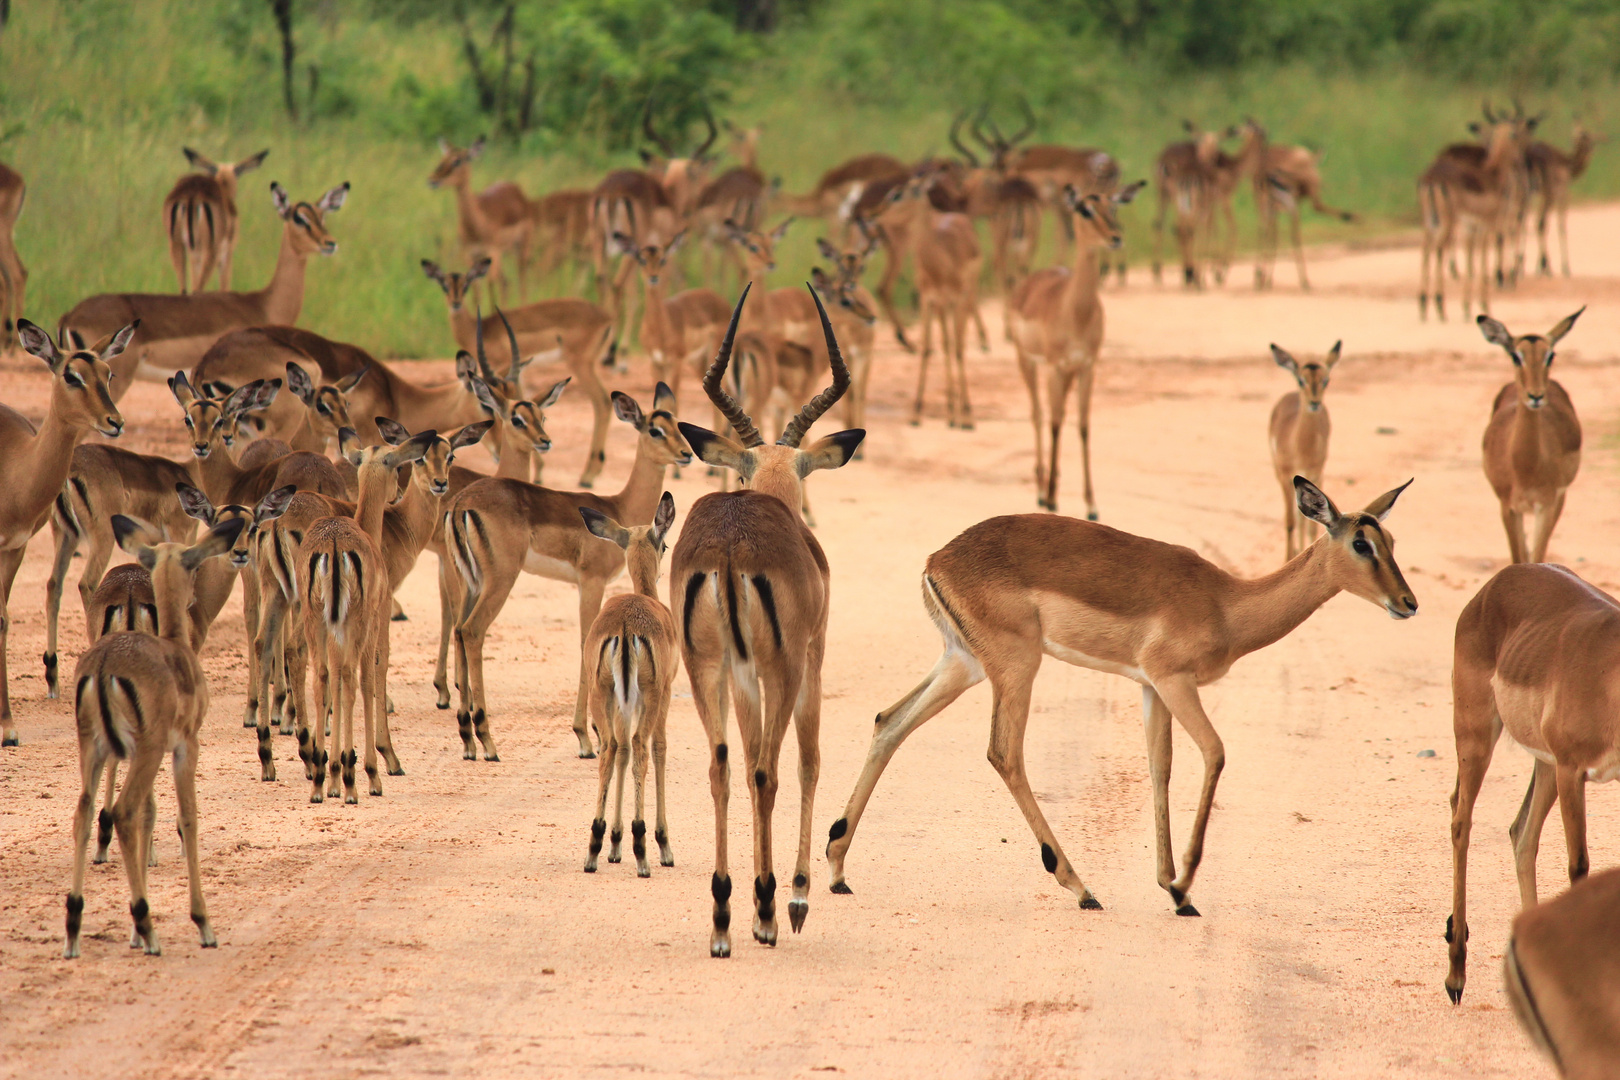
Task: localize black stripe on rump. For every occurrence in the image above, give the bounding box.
[751,575,782,651]
[682,573,705,651]
[725,572,748,661]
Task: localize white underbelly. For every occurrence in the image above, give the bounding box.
[1042,638,1146,683]
[522,550,579,583]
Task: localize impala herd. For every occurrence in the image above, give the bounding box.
[0,99,1612,1073]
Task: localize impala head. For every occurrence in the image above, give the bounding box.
[16,319,129,438]
[640,100,719,191]
[726,218,790,277]
[112,513,247,615]
[471,374,565,461]
[809,266,877,327]
[428,136,483,188]
[183,147,269,199]
[375,416,486,499]
[171,372,279,459]
[722,118,761,170]
[175,482,296,568]
[270,181,346,257]
[339,424,439,510]
[421,257,491,315]
[678,284,865,514]
[612,230,686,286]
[580,491,676,593]
[613,383,693,471]
[286,361,366,446]
[1294,476,1418,619]
[1064,181,1145,251]
[1477,308,1583,411]
[970,99,1037,172]
[816,234,875,285]
[1271,341,1341,413]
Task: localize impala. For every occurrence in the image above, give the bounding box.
[0,160,25,351]
[826,478,1416,917]
[2,320,129,746]
[162,147,269,293]
[1446,563,1620,1005]
[1151,122,1222,288]
[1006,181,1146,518]
[1419,112,1521,320]
[63,514,244,958]
[1504,865,1620,1076]
[671,285,864,956]
[1245,119,1356,291]
[1526,122,1596,277]
[611,230,731,412]
[428,136,534,301]
[1477,310,1583,563]
[446,385,692,761]
[61,182,347,399]
[422,258,616,487]
[579,492,679,877]
[1269,342,1340,558]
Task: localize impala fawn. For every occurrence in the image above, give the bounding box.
[1269,342,1340,559]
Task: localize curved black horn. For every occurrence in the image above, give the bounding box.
[693,102,719,160]
[701,283,763,448]
[1008,96,1038,145]
[495,305,524,386]
[642,98,675,158]
[948,109,981,168]
[778,285,851,448]
[473,302,499,386]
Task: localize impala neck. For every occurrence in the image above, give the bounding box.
[389,469,442,551]
[256,224,310,325]
[1222,541,1345,659]
[150,559,192,647]
[1063,235,1107,317]
[11,405,91,534]
[353,462,394,544]
[451,170,490,241]
[640,277,673,352]
[625,546,660,599]
[1511,392,1550,464]
[1571,134,1595,179]
[610,439,670,524]
[491,425,535,481]
[194,442,246,506]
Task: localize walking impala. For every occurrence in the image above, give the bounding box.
[162,147,269,293]
[1477,309,1583,563]
[1007,181,1145,518]
[1445,563,1620,1005]
[61,182,348,400]
[1269,342,1340,558]
[579,492,679,877]
[671,285,865,956]
[63,514,244,958]
[2,320,130,746]
[446,385,692,761]
[827,478,1417,916]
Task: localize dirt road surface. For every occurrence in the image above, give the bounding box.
[3,209,1618,1079]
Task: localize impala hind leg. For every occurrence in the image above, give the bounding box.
[575,364,613,489]
[1446,660,1500,1003]
[653,719,674,866]
[911,303,935,426]
[1509,759,1559,910]
[787,634,825,932]
[1141,687,1180,903]
[434,557,456,710]
[746,661,800,949]
[173,736,216,947]
[571,578,610,758]
[584,680,614,873]
[630,711,653,877]
[690,652,734,956]
[113,751,164,954]
[43,517,79,700]
[1554,762,1590,886]
[827,641,985,892]
[1529,493,1566,564]
[1500,504,1528,565]
[987,652,1103,909]
[1043,366,1078,514]
[1150,676,1226,914]
[1074,362,1099,521]
[66,748,107,958]
[94,761,119,863]
[608,715,630,864]
[1015,351,1048,510]
[454,563,518,762]
[2,545,28,745]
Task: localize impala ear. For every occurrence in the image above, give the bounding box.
[796,430,865,477]
[374,416,411,445]
[236,149,270,174]
[337,364,370,393]
[422,259,447,287]
[1270,344,1299,373]
[183,147,216,174]
[611,231,640,258]
[222,378,268,418]
[536,377,570,410]
[611,391,644,427]
[454,350,479,385]
[470,376,500,415]
[816,238,841,261]
[169,369,198,407]
[16,319,62,371]
[102,321,139,360]
[1547,306,1585,346]
[1115,180,1146,204]
[174,482,217,524]
[183,517,248,572]
[1293,476,1341,528]
[338,427,364,465]
[382,429,437,468]
[1325,341,1342,368]
[469,136,486,157]
[1362,478,1413,523]
[450,420,494,450]
[467,257,492,284]
[650,490,677,546]
[317,182,349,214]
[285,362,315,404]
[678,422,752,476]
[254,485,298,524]
[652,380,676,415]
[271,181,291,218]
[1476,314,1516,353]
[579,507,630,549]
[112,515,163,567]
[769,217,794,243]
[809,266,834,292]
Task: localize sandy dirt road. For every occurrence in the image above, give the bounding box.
[2,209,1619,1079]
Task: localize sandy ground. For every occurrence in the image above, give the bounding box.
[2,209,1619,1080]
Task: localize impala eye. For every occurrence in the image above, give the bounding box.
[649,425,665,438]
[64,371,84,388]
[184,416,194,428]
[1352,537,1374,557]
[511,415,526,429]
[1547,351,1556,365]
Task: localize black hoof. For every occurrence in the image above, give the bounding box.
[484,753,499,763]
[1080,896,1103,910]
[388,766,404,776]
[1086,511,1099,522]
[391,612,409,622]
[1175,904,1200,917]
[829,881,853,895]
[435,701,449,710]
[1446,985,1462,1005]
[2,735,17,747]
[788,900,808,933]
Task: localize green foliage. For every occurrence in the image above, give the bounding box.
[0,0,1617,359]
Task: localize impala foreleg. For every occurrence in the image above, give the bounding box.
[1152,676,1226,915]
[788,634,824,933]
[1554,763,1590,887]
[584,664,615,873]
[1500,504,1528,565]
[113,749,164,954]
[433,556,456,710]
[44,511,80,700]
[575,362,613,490]
[1529,493,1566,565]
[1043,366,1076,514]
[826,635,984,892]
[1075,363,1098,521]
[573,578,610,758]
[1141,686,1177,895]
[362,645,383,797]
[3,546,28,745]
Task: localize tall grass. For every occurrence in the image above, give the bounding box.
[1,0,1613,358]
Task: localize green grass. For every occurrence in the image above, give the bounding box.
[2,0,1614,358]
